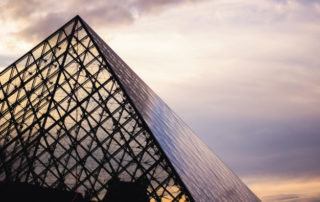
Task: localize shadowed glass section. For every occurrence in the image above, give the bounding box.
[81,17,260,202]
[0,17,190,202]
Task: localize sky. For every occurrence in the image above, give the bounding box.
[1,0,320,201]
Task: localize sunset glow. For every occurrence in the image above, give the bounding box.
[1,0,320,201]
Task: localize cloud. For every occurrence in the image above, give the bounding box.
[245,176,320,201]
[1,1,320,200]
[263,193,320,202]
[0,56,16,70]
[264,194,300,201]
[104,0,320,179]
[129,0,204,14]
[204,117,320,178]
[0,0,206,43]
[15,12,67,43]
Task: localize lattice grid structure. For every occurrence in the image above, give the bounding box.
[0,16,191,201]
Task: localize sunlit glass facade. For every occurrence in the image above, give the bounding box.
[0,16,259,202]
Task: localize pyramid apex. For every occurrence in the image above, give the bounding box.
[73,15,82,21]
[0,15,260,202]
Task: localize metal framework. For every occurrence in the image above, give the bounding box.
[0,15,260,202]
[0,16,191,201]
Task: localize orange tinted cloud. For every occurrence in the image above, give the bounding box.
[245,176,320,201]
[1,1,320,201]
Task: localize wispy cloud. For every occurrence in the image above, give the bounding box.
[103,0,320,180]
[0,0,205,43]
[1,0,320,200]
[245,176,320,201]
[0,56,15,68]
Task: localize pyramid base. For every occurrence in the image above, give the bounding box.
[0,181,86,202]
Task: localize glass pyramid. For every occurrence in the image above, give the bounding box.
[0,16,260,202]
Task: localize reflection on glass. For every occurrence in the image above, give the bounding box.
[0,16,259,201]
[84,16,260,202]
[0,17,191,201]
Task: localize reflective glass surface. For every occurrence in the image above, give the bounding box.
[82,18,260,202]
[0,16,259,202]
[0,17,190,201]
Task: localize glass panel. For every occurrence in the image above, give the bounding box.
[0,16,259,202]
[15,55,28,74]
[85,16,260,202]
[48,31,60,48]
[0,66,13,86]
[32,43,45,61]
